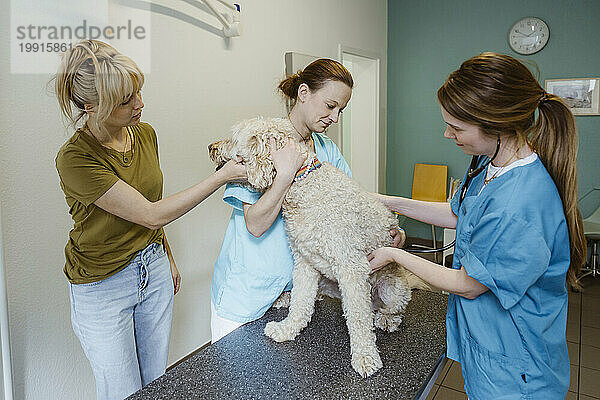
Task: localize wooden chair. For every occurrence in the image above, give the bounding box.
[411,163,448,263]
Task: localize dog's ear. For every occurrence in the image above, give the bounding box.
[243,134,271,191]
[245,154,276,192]
[208,139,234,169]
[247,133,274,158]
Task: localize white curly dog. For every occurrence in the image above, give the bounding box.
[209,117,427,378]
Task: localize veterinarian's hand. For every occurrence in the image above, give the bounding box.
[270,138,306,181]
[219,158,247,183]
[368,247,397,272]
[390,228,406,248]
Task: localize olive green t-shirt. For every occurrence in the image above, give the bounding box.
[55,122,164,284]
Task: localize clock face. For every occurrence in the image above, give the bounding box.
[508,17,549,55]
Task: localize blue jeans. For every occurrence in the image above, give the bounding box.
[69,242,174,400]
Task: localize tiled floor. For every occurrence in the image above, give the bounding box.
[425,276,600,400]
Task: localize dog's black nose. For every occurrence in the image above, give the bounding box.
[208,143,213,152]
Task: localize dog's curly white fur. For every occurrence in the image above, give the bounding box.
[209,117,418,378]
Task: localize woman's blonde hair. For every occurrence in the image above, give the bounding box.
[54,39,144,134]
[437,52,586,289]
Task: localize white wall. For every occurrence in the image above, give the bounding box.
[0,0,387,398]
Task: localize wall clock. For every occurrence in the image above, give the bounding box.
[508,17,549,55]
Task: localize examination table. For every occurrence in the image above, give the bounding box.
[127,290,448,400]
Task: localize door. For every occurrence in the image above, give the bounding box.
[340,47,380,192]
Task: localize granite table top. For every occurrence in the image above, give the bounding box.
[128,290,449,400]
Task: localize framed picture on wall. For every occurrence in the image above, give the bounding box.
[545,78,600,116]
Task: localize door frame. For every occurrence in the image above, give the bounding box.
[338,44,385,192]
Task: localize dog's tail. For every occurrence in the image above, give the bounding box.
[405,270,438,292]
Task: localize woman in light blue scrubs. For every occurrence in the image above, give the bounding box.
[369,53,586,399]
[210,59,403,342]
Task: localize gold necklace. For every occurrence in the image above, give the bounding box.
[484,150,519,185]
[287,114,312,144]
[122,127,134,165]
[84,124,134,166]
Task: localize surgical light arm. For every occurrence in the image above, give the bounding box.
[200,0,241,37]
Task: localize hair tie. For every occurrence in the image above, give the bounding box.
[539,92,552,105]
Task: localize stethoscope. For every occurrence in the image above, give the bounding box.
[405,137,501,255]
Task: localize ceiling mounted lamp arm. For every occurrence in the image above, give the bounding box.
[214,0,240,12]
[201,0,241,37]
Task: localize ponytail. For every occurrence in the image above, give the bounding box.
[55,41,100,127]
[277,72,303,101]
[531,94,586,288]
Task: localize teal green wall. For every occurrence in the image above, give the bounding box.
[387,0,600,240]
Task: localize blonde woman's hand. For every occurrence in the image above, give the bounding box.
[219,158,247,182]
[270,138,306,181]
[171,260,181,295]
[163,237,180,295]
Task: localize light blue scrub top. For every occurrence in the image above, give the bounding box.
[211,132,352,323]
[447,156,571,399]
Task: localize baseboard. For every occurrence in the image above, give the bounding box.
[167,340,211,371]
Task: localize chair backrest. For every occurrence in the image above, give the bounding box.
[585,203,600,224]
[412,163,448,202]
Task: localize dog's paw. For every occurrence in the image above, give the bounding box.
[374,312,403,332]
[351,351,383,378]
[264,321,298,342]
[272,291,291,309]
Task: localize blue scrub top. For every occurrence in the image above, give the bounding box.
[447,156,571,399]
[211,132,352,323]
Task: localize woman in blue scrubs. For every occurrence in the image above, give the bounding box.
[369,53,586,399]
[210,59,405,342]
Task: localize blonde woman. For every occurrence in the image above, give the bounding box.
[54,40,245,399]
[369,53,585,399]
